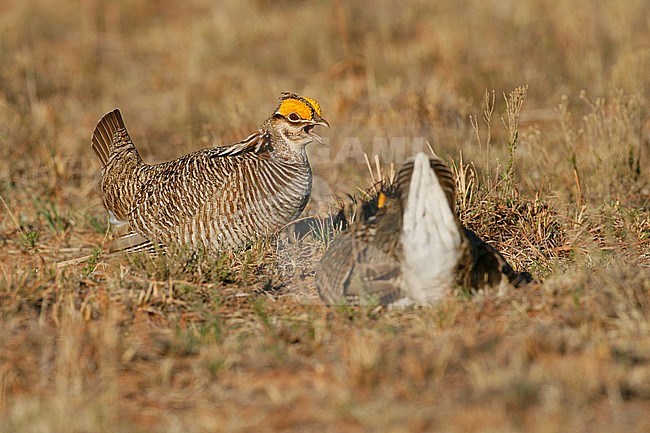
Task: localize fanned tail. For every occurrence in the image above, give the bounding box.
[91,108,126,167]
[397,153,457,213]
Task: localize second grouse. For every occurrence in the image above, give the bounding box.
[316,152,532,306]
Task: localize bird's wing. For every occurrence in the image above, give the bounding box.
[316,231,403,306]
[125,149,237,246]
[127,128,272,226]
[316,232,356,305]
[353,240,403,305]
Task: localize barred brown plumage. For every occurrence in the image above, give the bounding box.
[316,152,533,306]
[92,92,329,253]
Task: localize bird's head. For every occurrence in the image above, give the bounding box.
[271,92,329,150]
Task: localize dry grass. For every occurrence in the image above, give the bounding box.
[1,0,649,431]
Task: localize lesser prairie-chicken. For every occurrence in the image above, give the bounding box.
[91,92,328,253]
[316,152,531,306]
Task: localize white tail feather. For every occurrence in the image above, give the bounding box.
[400,152,462,303]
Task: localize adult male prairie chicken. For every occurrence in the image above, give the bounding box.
[316,152,531,306]
[91,92,329,253]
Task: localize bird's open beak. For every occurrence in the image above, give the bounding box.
[306,117,330,144]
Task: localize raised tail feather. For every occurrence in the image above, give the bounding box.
[396,154,457,213]
[91,108,125,167]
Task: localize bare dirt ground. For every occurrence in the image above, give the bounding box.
[1,1,649,431]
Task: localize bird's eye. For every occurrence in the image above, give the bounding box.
[288,113,300,121]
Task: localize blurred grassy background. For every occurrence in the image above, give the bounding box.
[2,0,648,167]
[1,1,649,432]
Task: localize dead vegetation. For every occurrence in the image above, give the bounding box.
[1,0,649,432]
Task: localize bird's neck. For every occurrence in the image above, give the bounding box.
[261,121,309,165]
